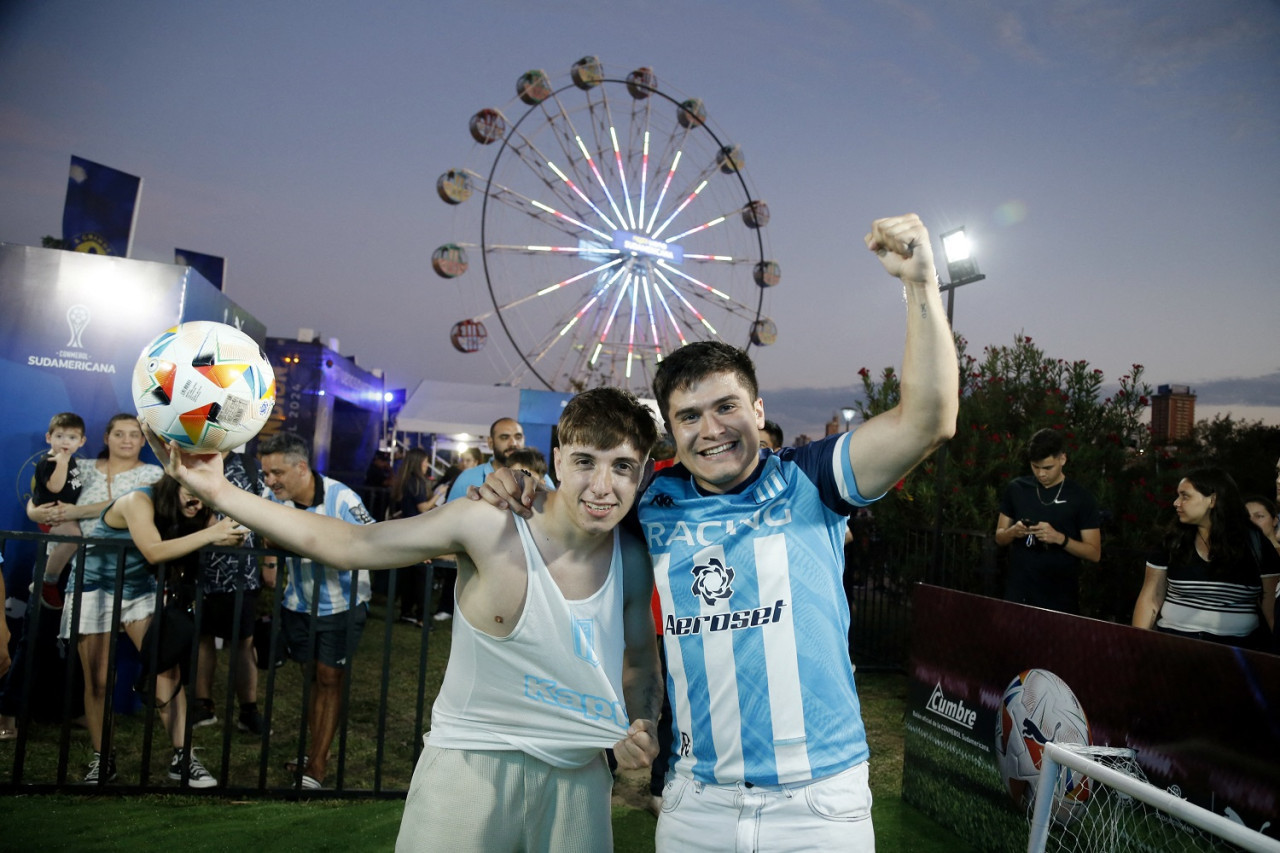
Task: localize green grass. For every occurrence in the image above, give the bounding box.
[1,595,977,851]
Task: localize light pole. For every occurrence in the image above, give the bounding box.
[932,227,985,575]
[840,406,856,433]
[938,226,986,326]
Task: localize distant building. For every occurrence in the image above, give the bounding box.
[1151,384,1195,442]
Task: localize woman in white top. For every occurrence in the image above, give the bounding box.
[28,413,163,533]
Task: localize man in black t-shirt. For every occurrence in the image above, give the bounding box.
[994,429,1102,614]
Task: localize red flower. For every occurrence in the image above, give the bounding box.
[857,367,870,378]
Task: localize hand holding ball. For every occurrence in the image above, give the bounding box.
[133,321,275,452]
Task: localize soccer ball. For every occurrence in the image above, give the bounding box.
[994,668,1091,824]
[133,321,275,452]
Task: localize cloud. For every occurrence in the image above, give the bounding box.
[1180,372,1280,407]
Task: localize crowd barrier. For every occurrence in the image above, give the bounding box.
[0,530,436,798]
[3,523,1018,794]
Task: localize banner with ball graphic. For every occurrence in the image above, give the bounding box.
[902,585,1279,850]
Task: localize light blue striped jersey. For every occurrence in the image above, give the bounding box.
[639,432,875,786]
[273,473,374,616]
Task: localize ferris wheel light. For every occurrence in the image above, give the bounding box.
[445,58,776,394]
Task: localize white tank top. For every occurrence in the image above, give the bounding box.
[426,515,629,768]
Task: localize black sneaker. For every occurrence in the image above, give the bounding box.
[190,702,218,729]
[82,751,117,784]
[237,708,270,736]
[169,749,217,789]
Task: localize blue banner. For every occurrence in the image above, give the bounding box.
[175,248,225,291]
[61,155,143,257]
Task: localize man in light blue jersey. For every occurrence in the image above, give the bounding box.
[258,432,375,789]
[483,214,959,851]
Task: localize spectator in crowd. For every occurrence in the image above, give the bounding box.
[60,473,243,786]
[153,387,662,851]
[28,413,164,540]
[445,418,529,503]
[503,446,547,480]
[414,447,482,625]
[10,414,163,743]
[190,450,269,735]
[256,432,375,789]
[993,428,1102,614]
[482,214,959,852]
[1245,495,1280,557]
[1132,467,1278,649]
[31,412,88,609]
[391,447,434,626]
[758,419,783,451]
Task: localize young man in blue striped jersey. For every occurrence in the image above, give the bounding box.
[483,214,958,851]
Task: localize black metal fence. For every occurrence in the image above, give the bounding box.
[0,530,438,798]
[3,522,1066,794]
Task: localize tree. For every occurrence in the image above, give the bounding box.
[855,333,1164,619]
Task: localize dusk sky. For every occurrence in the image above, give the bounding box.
[2,0,1277,440]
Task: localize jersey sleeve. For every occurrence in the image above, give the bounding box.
[778,432,878,514]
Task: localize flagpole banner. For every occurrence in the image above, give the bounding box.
[902,584,1278,851]
[175,248,225,291]
[61,155,143,256]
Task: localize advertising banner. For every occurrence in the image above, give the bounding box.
[903,584,1278,850]
[61,156,143,257]
[175,248,225,291]
[0,245,265,586]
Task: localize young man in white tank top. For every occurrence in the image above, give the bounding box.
[153,387,662,852]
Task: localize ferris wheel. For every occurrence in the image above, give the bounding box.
[434,56,779,396]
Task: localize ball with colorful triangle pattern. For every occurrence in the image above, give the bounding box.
[132,321,275,452]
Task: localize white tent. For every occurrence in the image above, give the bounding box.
[394,378,521,437]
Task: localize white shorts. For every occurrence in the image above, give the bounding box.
[656,761,874,853]
[59,589,155,639]
[395,742,613,853]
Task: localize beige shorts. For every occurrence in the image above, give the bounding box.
[395,742,613,853]
[59,589,155,639]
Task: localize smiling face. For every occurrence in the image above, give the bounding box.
[666,370,765,494]
[1174,478,1214,528]
[552,440,646,535]
[105,417,144,462]
[261,452,314,504]
[178,485,205,518]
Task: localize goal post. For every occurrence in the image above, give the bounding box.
[1027,741,1280,853]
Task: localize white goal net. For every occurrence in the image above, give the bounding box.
[1026,742,1280,853]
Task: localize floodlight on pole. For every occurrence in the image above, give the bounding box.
[938,225,986,326]
[931,225,988,575]
[840,406,856,432]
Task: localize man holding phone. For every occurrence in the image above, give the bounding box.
[994,428,1102,614]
